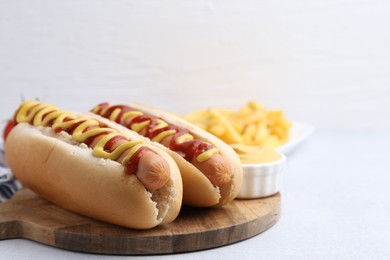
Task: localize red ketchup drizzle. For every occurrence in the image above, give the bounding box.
[94,103,215,163]
[94,102,110,115]
[103,134,151,176]
[55,119,144,175]
[129,114,213,162]
[104,135,128,152]
[39,111,56,126]
[123,146,151,175]
[54,118,86,134]
[5,103,147,177]
[171,138,212,162]
[101,104,131,124]
[130,115,160,137]
[82,125,112,147]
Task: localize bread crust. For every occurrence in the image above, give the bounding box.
[5,123,182,229]
[95,103,243,206]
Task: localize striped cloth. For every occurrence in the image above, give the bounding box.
[0,141,22,203]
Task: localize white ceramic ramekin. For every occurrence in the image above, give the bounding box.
[236,153,286,199]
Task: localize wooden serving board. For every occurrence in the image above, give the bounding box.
[0,189,280,255]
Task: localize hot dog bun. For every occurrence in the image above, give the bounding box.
[90,102,243,207]
[5,103,182,229]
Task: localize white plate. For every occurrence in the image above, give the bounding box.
[276,122,314,155]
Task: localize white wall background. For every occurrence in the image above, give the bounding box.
[0,0,389,131]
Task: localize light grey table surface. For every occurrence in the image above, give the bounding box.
[0,129,389,260]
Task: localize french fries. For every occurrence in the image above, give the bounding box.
[182,101,291,148]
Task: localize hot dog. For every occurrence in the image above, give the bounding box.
[4,100,182,229]
[90,102,243,206]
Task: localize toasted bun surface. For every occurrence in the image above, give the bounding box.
[5,123,182,229]
[110,102,243,206]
